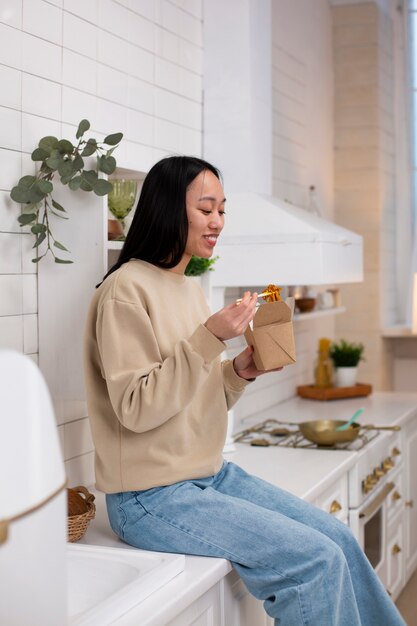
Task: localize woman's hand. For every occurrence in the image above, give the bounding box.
[233,346,283,380]
[205,292,258,341]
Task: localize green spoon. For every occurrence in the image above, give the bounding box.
[336,407,365,431]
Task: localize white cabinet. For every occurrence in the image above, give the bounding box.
[167,584,222,626]
[223,570,273,626]
[404,417,417,584]
[386,512,405,600]
[314,475,349,523]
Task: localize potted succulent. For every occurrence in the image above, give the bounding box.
[330,339,365,387]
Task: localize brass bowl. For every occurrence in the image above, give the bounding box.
[295,297,316,313]
[299,420,360,446]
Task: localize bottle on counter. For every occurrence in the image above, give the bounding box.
[314,337,334,388]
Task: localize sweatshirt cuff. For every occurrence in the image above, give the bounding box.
[222,359,253,392]
[188,324,226,364]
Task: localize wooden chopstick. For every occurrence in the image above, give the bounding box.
[236,292,268,305]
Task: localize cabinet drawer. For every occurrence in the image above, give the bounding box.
[315,476,348,521]
[386,514,405,601]
[386,468,404,523]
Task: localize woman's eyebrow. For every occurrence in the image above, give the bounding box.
[198,195,227,202]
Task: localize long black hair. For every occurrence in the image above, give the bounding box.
[100,155,221,285]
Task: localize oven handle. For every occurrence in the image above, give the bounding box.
[359,482,395,520]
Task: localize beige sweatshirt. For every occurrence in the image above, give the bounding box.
[84,259,250,492]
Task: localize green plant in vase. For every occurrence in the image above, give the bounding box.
[107,179,138,239]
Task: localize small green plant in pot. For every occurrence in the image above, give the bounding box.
[330,339,365,387]
[185,255,219,277]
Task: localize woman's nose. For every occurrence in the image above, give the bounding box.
[209,213,222,229]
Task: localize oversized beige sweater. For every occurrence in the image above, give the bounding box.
[84,259,250,493]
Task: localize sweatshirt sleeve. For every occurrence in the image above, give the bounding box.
[221,359,252,410]
[97,298,225,433]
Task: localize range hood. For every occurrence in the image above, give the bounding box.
[210,192,363,288]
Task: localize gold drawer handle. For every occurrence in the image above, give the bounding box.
[406,500,414,508]
[392,491,402,502]
[329,500,342,515]
[392,544,402,555]
[392,446,401,457]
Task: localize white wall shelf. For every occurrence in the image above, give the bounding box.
[293,306,346,322]
[382,326,417,338]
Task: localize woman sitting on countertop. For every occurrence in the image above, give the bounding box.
[83,155,405,626]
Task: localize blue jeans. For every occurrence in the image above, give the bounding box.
[106,461,405,626]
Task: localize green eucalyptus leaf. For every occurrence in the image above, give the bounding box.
[103,132,123,146]
[55,257,73,264]
[31,148,49,162]
[98,155,116,174]
[58,160,74,178]
[51,199,66,212]
[57,139,74,154]
[39,136,58,154]
[106,146,117,157]
[76,119,90,140]
[81,139,97,157]
[18,175,37,188]
[37,180,53,194]
[31,224,47,234]
[45,149,62,171]
[68,176,82,191]
[72,154,84,171]
[18,213,37,225]
[93,178,113,196]
[53,240,69,251]
[32,256,43,263]
[28,186,46,203]
[60,174,73,185]
[33,232,46,248]
[10,186,30,203]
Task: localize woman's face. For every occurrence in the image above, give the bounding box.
[184,169,226,261]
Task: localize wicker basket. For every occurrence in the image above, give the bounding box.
[67,486,96,543]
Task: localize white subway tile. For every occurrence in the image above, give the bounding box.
[160,1,180,34]
[179,9,202,47]
[63,11,97,59]
[62,86,98,127]
[21,232,37,273]
[0,0,22,27]
[127,42,154,83]
[64,417,94,459]
[179,39,202,74]
[23,0,62,45]
[0,315,23,351]
[0,190,20,232]
[97,30,130,73]
[155,26,179,64]
[0,275,23,315]
[179,97,201,130]
[22,273,37,313]
[127,10,155,52]
[0,232,21,273]
[123,139,154,172]
[64,450,95,487]
[179,66,202,101]
[22,74,62,120]
[127,108,153,146]
[96,99,128,137]
[0,24,22,70]
[180,125,201,155]
[63,49,96,94]
[21,113,62,154]
[57,423,65,458]
[127,76,154,115]
[47,0,63,7]
[0,65,21,109]
[21,32,62,82]
[181,0,202,19]
[23,313,38,354]
[155,117,181,152]
[155,88,181,122]
[128,0,155,21]
[0,106,21,151]
[155,57,180,92]
[97,63,128,105]
[63,0,98,24]
[98,0,131,41]
[0,148,21,191]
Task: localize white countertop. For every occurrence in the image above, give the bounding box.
[81,392,417,625]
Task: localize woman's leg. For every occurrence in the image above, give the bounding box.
[107,462,404,625]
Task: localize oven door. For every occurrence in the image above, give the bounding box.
[349,482,394,587]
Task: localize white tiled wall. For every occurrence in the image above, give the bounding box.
[0,0,203,486]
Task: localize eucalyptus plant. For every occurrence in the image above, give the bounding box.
[10,119,123,264]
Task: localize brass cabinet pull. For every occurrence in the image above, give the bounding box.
[329,500,342,515]
[405,500,414,508]
[392,491,402,502]
[383,457,394,472]
[391,446,401,457]
[392,544,402,555]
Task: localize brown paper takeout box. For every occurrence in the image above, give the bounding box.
[244,299,296,371]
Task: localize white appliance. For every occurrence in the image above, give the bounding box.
[0,350,67,626]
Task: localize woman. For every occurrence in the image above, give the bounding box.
[84,156,405,625]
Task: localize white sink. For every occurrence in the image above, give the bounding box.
[68,543,185,625]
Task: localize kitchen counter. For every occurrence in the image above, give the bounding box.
[81,392,417,625]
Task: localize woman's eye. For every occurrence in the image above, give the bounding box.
[200,209,211,215]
